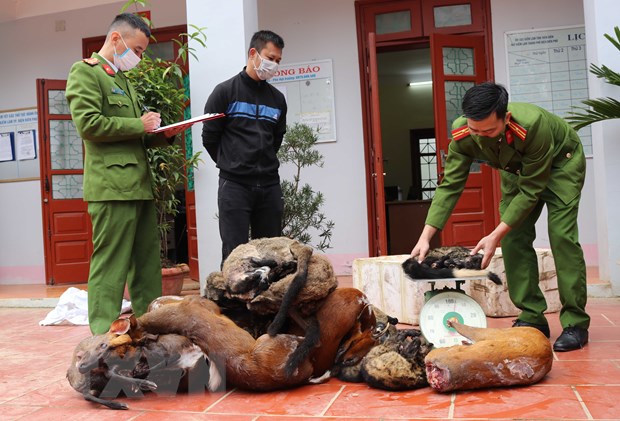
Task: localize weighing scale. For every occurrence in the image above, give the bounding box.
[417,277,487,348]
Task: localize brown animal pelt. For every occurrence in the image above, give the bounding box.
[425,320,553,392]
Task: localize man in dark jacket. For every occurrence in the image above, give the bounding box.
[202,30,287,265]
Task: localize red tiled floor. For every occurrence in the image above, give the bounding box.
[574,386,620,420]
[453,385,589,419]
[0,289,618,420]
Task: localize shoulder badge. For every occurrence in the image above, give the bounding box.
[451,125,470,141]
[507,120,527,143]
[82,57,99,66]
[101,63,116,76]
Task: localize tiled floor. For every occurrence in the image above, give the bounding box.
[0,280,619,420]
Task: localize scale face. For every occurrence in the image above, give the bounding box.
[419,290,487,348]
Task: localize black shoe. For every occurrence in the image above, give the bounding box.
[512,319,550,338]
[553,327,588,352]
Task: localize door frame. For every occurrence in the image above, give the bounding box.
[38,78,92,285]
[355,0,496,256]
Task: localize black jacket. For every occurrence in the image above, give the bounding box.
[202,69,287,186]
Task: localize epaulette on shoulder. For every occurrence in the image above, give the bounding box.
[82,57,99,66]
[451,125,470,141]
[507,120,527,141]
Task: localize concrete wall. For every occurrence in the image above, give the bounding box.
[0,0,608,285]
[489,0,598,265]
[0,0,186,284]
[257,0,371,274]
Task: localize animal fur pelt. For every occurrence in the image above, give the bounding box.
[360,329,433,391]
[135,293,377,391]
[402,246,502,285]
[336,306,399,383]
[67,316,219,410]
[205,237,338,317]
[424,320,553,392]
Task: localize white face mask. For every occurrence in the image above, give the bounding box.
[253,51,279,80]
[113,34,141,71]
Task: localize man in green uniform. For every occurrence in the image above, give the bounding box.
[66,13,189,335]
[411,82,589,352]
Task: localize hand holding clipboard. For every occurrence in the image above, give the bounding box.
[152,113,225,134]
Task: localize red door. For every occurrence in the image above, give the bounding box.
[37,79,91,284]
[430,33,496,245]
[366,32,388,256]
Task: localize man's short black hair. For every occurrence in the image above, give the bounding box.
[109,13,151,39]
[249,30,285,54]
[462,82,509,121]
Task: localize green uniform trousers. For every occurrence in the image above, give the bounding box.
[499,158,589,330]
[87,200,162,335]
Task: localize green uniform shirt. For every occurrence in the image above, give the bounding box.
[66,53,169,202]
[426,102,585,229]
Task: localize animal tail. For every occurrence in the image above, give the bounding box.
[402,258,502,285]
[284,316,321,377]
[267,242,313,336]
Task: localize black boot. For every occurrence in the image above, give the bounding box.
[553,326,588,352]
[512,319,550,338]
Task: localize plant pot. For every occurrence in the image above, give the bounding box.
[124,263,190,300]
[161,263,190,296]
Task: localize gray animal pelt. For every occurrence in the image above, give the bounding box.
[205,237,337,317]
[360,329,433,391]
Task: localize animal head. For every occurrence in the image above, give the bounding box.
[334,303,377,367]
[68,315,146,381]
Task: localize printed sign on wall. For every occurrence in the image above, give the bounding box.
[270,59,337,143]
[506,26,592,155]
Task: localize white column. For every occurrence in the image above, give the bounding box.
[583,0,620,296]
[185,0,258,290]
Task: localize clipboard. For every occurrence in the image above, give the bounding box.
[152,112,225,133]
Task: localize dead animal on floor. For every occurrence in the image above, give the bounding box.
[402,246,501,285]
[360,328,434,391]
[205,237,338,376]
[424,320,553,392]
[136,289,377,391]
[286,288,378,378]
[336,305,399,383]
[67,315,220,410]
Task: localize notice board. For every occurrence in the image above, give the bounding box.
[270,59,337,143]
[505,26,592,155]
[0,107,39,182]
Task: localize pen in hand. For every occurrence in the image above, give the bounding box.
[140,104,162,131]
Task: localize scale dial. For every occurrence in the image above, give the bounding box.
[419,290,487,348]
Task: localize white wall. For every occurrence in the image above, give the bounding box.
[257,0,370,274]
[186,0,259,283]
[0,0,610,285]
[0,0,186,284]
[583,0,620,293]
[489,0,598,265]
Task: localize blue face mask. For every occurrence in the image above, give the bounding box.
[113,34,141,71]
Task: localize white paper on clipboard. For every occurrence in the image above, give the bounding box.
[152,112,225,133]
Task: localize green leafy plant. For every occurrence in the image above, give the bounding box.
[122,0,206,265]
[567,26,620,130]
[278,123,335,251]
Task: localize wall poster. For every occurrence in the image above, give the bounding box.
[505,26,592,155]
[0,107,39,181]
[270,59,337,143]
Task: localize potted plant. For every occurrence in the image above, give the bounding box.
[122,0,206,294]
[278,123,335,251]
